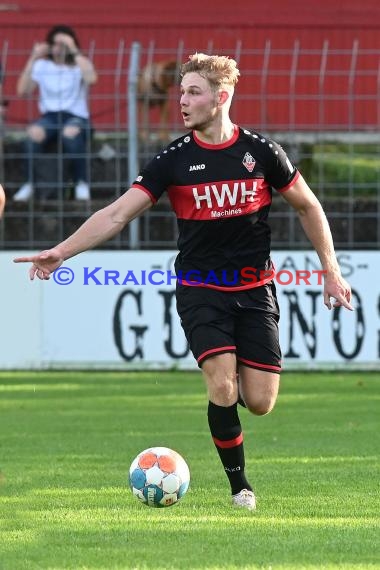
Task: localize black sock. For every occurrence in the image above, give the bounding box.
[207,401,252,495]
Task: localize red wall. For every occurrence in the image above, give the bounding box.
[2,0,380,131]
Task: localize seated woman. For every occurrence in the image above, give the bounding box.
[14,25,97,201]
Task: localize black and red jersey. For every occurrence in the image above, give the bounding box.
[133,125,299,290]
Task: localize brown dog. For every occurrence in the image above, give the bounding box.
[137,60,179,142]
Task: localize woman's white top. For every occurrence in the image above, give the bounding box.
[31,58,89,118]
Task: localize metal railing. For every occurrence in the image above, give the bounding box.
[1,41,380,250]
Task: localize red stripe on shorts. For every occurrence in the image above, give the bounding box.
[238,356,282,372]
[197,345,236,364]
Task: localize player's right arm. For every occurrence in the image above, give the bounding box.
[13,187,153,280]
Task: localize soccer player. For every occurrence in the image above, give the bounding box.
[14,53,353,511]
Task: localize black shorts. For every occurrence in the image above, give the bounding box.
[176,283,282,373]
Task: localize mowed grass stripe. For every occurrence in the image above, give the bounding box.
[0,371,379,569]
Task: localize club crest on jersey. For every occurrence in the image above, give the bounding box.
[242,152,256,173]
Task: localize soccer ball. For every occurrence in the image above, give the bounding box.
[129,446,190,508]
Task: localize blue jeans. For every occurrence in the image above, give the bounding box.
[23,111,91,184]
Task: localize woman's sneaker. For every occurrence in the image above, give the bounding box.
[74,181,90,200]
[232,489,256,511]
[13,182,34,202]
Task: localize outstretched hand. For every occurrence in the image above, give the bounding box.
[324,273,354,311]
[13,248,65,280]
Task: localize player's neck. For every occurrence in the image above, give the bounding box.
[194,121,235,146]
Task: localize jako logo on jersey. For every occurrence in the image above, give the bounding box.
[192,180,257,209]
[189,163,206,172]
[242,152,256,173]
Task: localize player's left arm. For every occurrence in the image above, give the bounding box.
[281,174,353,311]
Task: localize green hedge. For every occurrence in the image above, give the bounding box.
[297,144,380,197]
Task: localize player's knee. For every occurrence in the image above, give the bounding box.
[202,353,238,406]
[203,368,237,405]
[208,374,237,406]
[245,395,276,416]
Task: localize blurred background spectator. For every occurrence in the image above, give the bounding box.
[13,25,97,202]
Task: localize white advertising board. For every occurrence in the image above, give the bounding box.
[1,250,379,369]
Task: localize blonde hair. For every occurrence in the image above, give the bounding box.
[181,53,240,90]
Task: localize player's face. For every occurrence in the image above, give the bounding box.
[180,72,219,131]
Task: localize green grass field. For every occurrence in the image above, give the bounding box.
[0,370,379,570]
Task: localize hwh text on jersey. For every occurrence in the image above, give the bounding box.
[192,180,257,209]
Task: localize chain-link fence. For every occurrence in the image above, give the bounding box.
[1,41,380,250]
